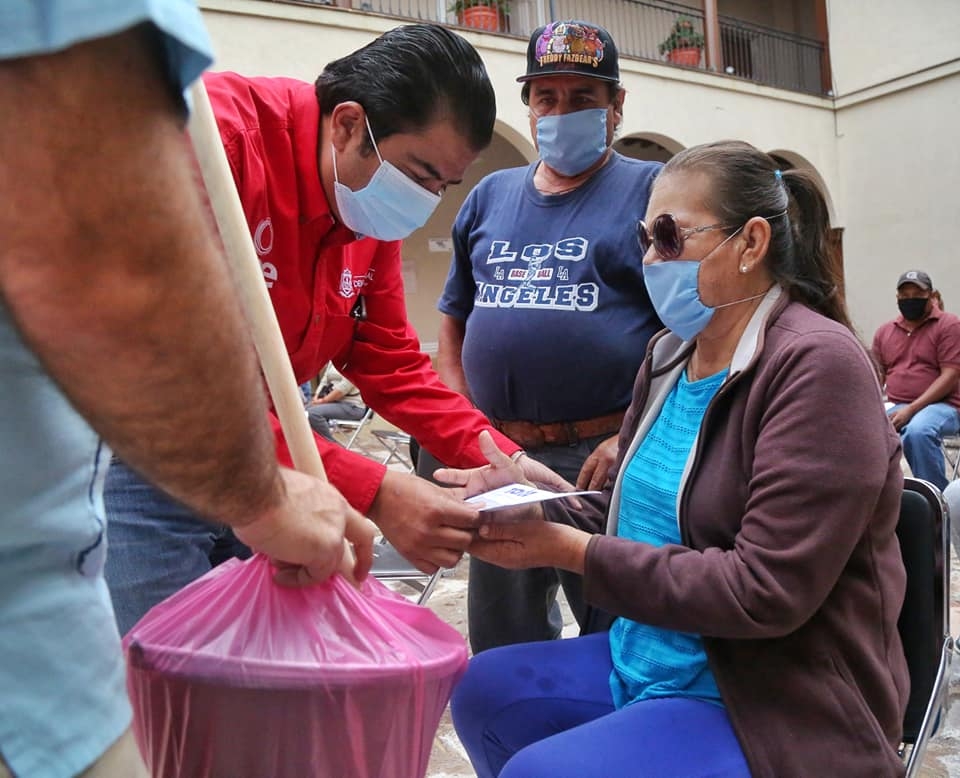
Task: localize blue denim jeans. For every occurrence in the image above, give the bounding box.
[417,435,607,653]
[103,458,250,635]
[890,402,960,490]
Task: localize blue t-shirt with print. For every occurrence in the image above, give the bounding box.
[439,153,663,424]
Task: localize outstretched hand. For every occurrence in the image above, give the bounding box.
[432,430,529,499]
[432,431,546,523]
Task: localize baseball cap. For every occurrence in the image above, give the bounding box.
[517,20,620,84]
[896,270,933,291]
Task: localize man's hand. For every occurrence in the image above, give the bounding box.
[515,453,576,494]
[434,430,529,494]
[576,434,618,490]
[889,406,916,431]
[233,468,376,587]
[367,469,482,574]
[433,431,546,524]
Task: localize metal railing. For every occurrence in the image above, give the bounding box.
[282,0,827,95]
[717,11,825,95]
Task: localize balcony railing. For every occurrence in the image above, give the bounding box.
[281,0,827,95]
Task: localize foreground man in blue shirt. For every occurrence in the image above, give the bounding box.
[0,4,373,776]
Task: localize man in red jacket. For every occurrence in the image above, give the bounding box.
[104,23,566,634]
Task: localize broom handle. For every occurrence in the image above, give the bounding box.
[187,79,357,575]
[187,79,326,480]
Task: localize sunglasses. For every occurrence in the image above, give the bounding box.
[636,214,738,260]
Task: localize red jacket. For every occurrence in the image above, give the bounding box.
[205,72,519,511]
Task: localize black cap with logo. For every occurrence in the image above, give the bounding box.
[897,270,933,291]
[517,20,620,84]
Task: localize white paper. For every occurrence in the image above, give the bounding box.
[465,483,599,512]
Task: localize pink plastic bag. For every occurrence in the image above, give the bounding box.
[123,554,467,778]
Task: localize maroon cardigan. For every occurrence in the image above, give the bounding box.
[549,290,909,777]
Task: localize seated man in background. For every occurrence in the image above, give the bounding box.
[307,362,366,441]
[872,270,960,490]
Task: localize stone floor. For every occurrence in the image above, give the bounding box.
[345,421,960,777]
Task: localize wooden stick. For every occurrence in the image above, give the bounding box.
[186,79,326,483]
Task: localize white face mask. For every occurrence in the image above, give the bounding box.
[332,114,441,241]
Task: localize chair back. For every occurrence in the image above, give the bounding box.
[897,477,954,775]
[897,485,939,740]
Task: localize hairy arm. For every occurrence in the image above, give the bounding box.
[0,27,287,527]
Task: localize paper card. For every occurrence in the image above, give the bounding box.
[465,483,600,512]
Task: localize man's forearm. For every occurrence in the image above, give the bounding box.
[437,313,473,398]
[906,369,960,415]
[0,28,283,526]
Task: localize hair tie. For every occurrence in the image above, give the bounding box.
[774,169,783,181]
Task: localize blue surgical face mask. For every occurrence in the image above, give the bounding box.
[643,226,754,341]
[536,107,609,177]
[332,115,441,241]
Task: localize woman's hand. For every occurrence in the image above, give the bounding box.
[470,519,591,574]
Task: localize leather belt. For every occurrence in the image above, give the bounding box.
[492,411,625,449]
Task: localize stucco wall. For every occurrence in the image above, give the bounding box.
[834,72,960,341]
[827,0,960,96]
[199,0,957,350]
[827,0,960,340]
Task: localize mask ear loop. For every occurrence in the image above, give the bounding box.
[363,113,385,165]
[331,109,384,184]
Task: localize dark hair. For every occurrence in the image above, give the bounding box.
[315,24,495,153]
[663,140,851,331]
[520,80,621,107]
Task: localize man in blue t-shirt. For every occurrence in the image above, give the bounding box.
[430,20,663,653]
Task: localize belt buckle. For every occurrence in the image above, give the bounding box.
[526,423,546,449]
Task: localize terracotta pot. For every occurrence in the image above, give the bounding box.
[459,5,499,31]
[666,47,702,67]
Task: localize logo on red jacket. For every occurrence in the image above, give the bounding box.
[339,268,376,298]
[253,218,274,256]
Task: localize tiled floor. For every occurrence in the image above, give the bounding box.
[346,423,960,777]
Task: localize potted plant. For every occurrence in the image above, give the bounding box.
[449,0,509,32]
[658,15,705,67]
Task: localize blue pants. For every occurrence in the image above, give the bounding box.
[451,632,750,778]
[103,458,250,635]
[890,402,960,490]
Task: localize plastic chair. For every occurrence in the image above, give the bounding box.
[328,406,374,451]
[370,539,444,606]
[897,477,955,776]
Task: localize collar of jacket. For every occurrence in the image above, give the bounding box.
[606,285,786,535]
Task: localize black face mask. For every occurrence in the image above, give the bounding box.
[898,297,929,322]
